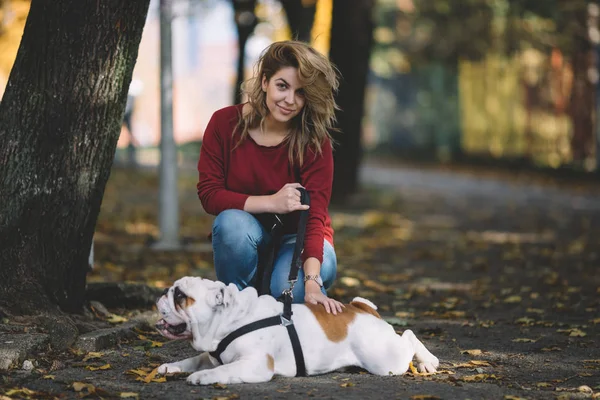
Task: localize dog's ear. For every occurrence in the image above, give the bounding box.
[209,283,235,309]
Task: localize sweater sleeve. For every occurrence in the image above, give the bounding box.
[300,140,334,264]
[196,111,249,215]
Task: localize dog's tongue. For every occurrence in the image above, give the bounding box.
[156,319,187,335]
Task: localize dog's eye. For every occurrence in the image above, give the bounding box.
[174,287,186,304]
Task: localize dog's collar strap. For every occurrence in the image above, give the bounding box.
[209,314,307,377]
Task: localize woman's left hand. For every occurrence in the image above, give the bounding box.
[305,286,344,315]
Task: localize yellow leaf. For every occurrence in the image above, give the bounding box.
[536,382,552,388]
[526,308,544,314]
[409,361,418,374]
[557,328,586,337]
[541,346,562,352]
[4,388,39,397]
[461,349,482,356]
[514,317,535,325]
[453,360,491,368]
[504,295,521,303]
[86,364,111,371]
[578,385,593,393]
[83,352,104,362]
[127,369,150,377]
[149,341,164,348]
[120,393,139,398]
[504,396,528,400]
[107,314,128,324]
[72,382,96,394]
[461,374,499,382]
[590,318,600,324]
[512,338,537,343]
[213,383,228,390]
[144,367,159,384]
[340,382,355,387]
[43,375,55,379]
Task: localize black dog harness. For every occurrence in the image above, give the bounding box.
[209,189,310,377]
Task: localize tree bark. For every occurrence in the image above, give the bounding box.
[280,0,316,43]
[328,0,375,203]
[232,0,257,104]
[0,0,150,316]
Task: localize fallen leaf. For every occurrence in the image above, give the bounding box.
[504,396,528,400]
[512,338,537,343]
[4,388,40,397]
[107,314,128,324]
[461,349,483,356]
[514,317,535,325]
[340,382,355,387]
[127,368,150,377]
[557,328,586,337]
[340,277,360,287]
[72,382,96,395]
[86,364,111,371]
[541,346,561,352]
[83,351,104,362]
[536,382,553,388]
[142,367,166,384]
[213,383,228,389]
[120,393,139,398]
[43,375,55,380]
[461,374,500,382]
[578,385,593,393]
[526,308,544,314]
[453,360,491,368]
[504,295,521,303]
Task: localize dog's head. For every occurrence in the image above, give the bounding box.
[155,277,238,342]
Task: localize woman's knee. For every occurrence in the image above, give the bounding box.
[212,210,262,245]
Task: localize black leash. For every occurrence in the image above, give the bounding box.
[209,188,310,377]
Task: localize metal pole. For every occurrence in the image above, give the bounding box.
[154,0,180,250]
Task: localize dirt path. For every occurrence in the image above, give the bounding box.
[2,161,599,399]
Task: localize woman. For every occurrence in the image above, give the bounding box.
[197,40,343,314]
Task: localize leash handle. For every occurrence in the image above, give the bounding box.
[288,187,310,283]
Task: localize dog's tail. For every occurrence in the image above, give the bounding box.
[351,297,377,310]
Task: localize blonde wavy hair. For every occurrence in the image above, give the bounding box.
[234,40,339,166]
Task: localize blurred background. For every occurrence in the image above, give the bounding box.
[2,0,599,173]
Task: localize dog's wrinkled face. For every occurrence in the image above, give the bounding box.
[155,277,237,342]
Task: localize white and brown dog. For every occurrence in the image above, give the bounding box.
[155,277,439,385]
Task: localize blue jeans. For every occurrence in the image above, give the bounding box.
[212,209,337,303]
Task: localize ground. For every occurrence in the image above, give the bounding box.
[1,159,599,400]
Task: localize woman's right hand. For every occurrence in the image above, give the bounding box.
[268,183,310,214]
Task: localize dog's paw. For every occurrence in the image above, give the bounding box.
[416,355,439,374]
[187,371,214,385]
[157,363,183,375]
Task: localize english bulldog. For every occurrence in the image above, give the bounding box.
[155,276,439,385]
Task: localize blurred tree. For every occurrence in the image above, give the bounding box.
[329,0,375,203]
[557,0,596,164]
[0,0,150,316]
[232,0,257,104]
[280,0,316,42]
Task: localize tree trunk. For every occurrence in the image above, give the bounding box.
[328,0,375,203]
[568,12,596,164]
[280,0,316,43]
[232,0,257,104]
[0,0,150,316]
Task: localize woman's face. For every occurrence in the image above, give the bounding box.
[262,66,306,127]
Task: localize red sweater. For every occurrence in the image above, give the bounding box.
[197,104,334,263]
